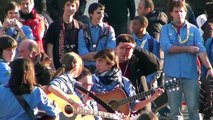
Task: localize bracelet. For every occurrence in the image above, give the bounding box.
[68,98,75,105]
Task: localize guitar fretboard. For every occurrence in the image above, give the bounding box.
[118,89,155,106]
[67,105,123,119]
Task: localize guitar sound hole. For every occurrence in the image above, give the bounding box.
[64,105,74,114]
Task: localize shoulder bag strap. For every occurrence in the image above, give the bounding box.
[13,93,36,120]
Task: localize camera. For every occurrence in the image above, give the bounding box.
[7,19,15,23]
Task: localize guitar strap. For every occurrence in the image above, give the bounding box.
[74,83,115,113]
[10,90,36,120]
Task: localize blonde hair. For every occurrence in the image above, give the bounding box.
[54,52,83,78]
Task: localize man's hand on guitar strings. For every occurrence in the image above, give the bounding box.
[154,88,164,97]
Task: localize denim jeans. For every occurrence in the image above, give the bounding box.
[164,75,200,120]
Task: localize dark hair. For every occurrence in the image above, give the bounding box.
[94,49,119,69]
[4,1,19,16]
[34,0,45,13]
[8,58,36,95]
[205,2,213,19]
[76,68,91,81]
[54,52,83,78]
[62,0,80,9]
[143,0,154,12]
[88,3,105,15]
[116,34,136,47]
[133,16,149,28]
[168,0,187,12]
[0,35,17,58]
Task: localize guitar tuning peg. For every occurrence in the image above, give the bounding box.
[176,87,179,91]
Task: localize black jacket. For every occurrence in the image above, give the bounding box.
[146,10,168,41]
[127,46,160,93]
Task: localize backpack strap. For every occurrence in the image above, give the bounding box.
[82,23,110,50]
[99,23,110,40]
[83,24,93,50]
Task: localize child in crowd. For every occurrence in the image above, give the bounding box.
[0,35,17,84]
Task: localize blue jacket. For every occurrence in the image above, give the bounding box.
[0,60,11,85]
[0,85,58,120]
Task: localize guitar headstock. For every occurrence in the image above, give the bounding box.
[163,78,180,92]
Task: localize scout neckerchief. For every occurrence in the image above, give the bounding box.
[171,21,190,44]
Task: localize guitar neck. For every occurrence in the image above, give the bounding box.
[71,106,122,119]
[118,89,155,106]
[117,78,179,106]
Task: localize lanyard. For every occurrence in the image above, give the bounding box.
[87,24,105,51]
[61,20,77,52]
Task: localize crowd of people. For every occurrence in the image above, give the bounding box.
[0,0,213,120]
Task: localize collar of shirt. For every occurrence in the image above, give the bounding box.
[132,32,151,41]
[171,20,189,29]
[89,22,104,29]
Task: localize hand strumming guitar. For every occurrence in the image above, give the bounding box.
[68,98,82,108]
[152,88,164,99]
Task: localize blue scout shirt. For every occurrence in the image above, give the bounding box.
[160,21,206,79]
[78,22,116,66]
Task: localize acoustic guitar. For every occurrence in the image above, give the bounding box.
[96,78,180,115]
[47,93,126,120]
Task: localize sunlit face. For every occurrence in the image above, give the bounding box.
[131,19,143,34]
[6,7,20,19]
[18,42,32,59]
[96,58,112,73]
[170,7,187,25]
[20,0,34,14]
[2,48,16,62]
[115,42,134,63]
[137,1,147,16]
[78,75,93,91]
[64,1,78,16]
[90,7,104,24]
